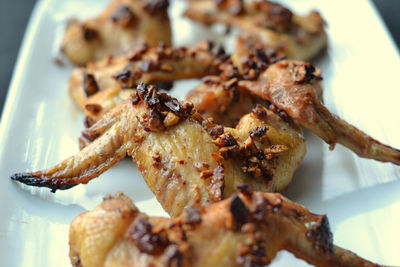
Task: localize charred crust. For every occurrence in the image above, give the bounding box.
[131,83,197,132]
[236,243,269,267]
[130,218,170,255]
[306,215,334,254]
[250,126,267,139]
[252,193,282,221]
[230,195,250,230]
[142,0,169,15]
[118,43,228,87]
[148,109,165,132]
[234,195,272,267]
[183,207,202,225]
[202,119,224,138]
[208,165,225,201]
[163,98,181,113]
[83,116,95,128]
[83,73,99,96]
[200,170,213,180]
[111,5,137,28]
[220,63,240,81]
[112,69,139,88]
[10,173,77,193]
[237,183,253,197]
[81,25,98,41]
[252,105,268,121]
[152,153,162,168]
[267,103,291,122]
[205,115,284,182]
[237,40,285,80]
[164,245,183,267]
[289,62,322,84]
[213,132,238,147]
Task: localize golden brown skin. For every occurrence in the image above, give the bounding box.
[240,60,400,165]
[69,42,228,121]
[184,0,327,61]
[186,45,400,165]
[11,84,306,217]
[69,190,382,267]
[61,0,171,65]
[74,40,400,166]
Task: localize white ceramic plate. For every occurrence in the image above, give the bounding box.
[1,0,399,266]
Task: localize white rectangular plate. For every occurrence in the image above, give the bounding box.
[0,0,399,266]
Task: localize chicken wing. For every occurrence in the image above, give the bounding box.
[69,42,229,121]
[69,190,382,267]
[11,83,306,217]
[239,60,400,165]
[61,0,171,65]
[184,0,327,61]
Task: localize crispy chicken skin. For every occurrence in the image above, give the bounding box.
[69,42,229,121]
[11,84,306,217]
[239,60,400,165]
[187,45,400,165]
[69,190,382,267]
[184,0,327,61]
[61,0,171,65]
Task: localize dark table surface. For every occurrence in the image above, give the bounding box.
[0,0,399,118]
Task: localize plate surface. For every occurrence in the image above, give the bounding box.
[0,0,399,266]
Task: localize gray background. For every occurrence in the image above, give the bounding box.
[0,0,399,117]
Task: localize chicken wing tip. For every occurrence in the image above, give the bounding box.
[10,173,77,193]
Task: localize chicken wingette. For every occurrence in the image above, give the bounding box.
[184,0,327,61]
[11,83,306,217]
[69,42,229,122]
[61,0,171,65]
[69,190,382,267]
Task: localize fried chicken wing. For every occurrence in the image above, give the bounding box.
[69,42,229,121]
[12,84,305,217]
[187,43,400,165]
[69,190,382,267]
[61,0,171,65]
[240,60,400,165]
[184,0,327,61]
